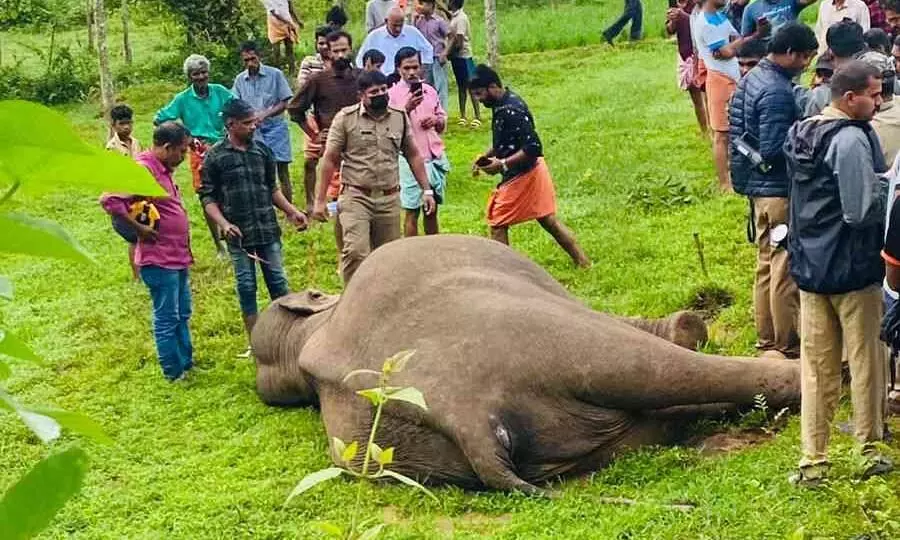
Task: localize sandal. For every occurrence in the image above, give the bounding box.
[457,117,468,126]
[469,118,482,128]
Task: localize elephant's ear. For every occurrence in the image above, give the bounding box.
[275,290,340,315]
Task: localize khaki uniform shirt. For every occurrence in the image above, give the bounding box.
[326,103,415,190]
[873,100,900,166]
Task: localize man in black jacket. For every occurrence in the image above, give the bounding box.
[729,23,818,360]
[785,61,892,487]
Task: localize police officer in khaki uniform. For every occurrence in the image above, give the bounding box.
[313,70,436,284]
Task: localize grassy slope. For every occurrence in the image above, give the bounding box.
[2,4,900,540]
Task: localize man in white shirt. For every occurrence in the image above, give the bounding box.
[261,0,301,73]
[357,7,434,75]
[815,0,871,55]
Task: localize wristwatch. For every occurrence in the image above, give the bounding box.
[500,159,509,173]
[424,189,435,196]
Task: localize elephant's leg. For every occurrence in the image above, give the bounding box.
[455,414,547,494]
[618,311,708,351]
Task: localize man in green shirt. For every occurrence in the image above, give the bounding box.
[155,54,234,257]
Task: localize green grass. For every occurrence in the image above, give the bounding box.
[3,15,900,540]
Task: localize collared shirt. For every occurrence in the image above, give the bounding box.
[326,103,416,190]
[695,9,741,81]
[448,9,472,58]
[101,151,193,269]
[815,0,871,55]
[198,138,281,247]
[356,24,434,74]
[873,100,900,165]
[232,64,293,125]
[105,132,142,158]
[287,67,362,133]
[154,83,234,142]
[414,13,449,59]
[490,90,543,184]
[388,79,446,160]
[366,0,398,33]
[298,54,326,88]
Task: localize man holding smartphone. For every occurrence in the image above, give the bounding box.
[468,65,590,267]
[388,47,450,237]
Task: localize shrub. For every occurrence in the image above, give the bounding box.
[0,45,96,105]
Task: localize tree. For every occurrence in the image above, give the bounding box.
[85,0,95,52]
[484,0,498,67]
[94,0,114,118]
[158,0,250,47]
[121,0,132,65]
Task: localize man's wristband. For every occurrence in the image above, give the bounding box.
[424,189,434,196]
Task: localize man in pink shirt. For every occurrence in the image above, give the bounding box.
[388,46,450,236]
[100,122,195,381]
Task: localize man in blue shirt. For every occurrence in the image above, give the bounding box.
[232,41,296,203]
[741,0,818,38]
[356,7,434,74]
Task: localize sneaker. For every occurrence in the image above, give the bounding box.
[788,464,828,488]
[469,118,482,128]
[861,454,894,479]
[457,117,468,126]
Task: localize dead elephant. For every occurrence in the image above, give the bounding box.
[252,235,800,492]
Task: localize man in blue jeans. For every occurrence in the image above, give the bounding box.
[603,0,643,45]
[199,99,309,355]
[100,122,195,381]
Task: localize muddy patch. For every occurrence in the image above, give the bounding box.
[684,284,735,320]
[692,429,774,456]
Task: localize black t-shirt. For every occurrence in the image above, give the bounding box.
[884,199,900,265]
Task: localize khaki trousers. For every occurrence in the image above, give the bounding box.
[753,197,800,357]
[799,285,886,468]
[338,187,401,284]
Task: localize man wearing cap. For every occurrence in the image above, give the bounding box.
[199,99,309,354]
[311,70,435,284]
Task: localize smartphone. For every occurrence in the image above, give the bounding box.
[668,0,677,7]
[475,156,492,167]
[410,80,423,95]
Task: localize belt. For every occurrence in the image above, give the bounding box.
[342,184,400,197]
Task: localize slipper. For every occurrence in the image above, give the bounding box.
[469,118,482,128]
[458,118,468,126]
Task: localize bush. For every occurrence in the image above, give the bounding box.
[0,45,96,104]
[0,0,86,30]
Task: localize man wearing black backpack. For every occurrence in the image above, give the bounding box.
[729,23,818,360]
[784,60,893,487]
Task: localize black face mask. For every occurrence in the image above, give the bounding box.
[333,57,351,71]
[369,94,389,112]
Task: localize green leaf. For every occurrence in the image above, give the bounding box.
[311,522,344,538]
[356,387,386,406]
[29,407,112,445]
[0,101,164,196]
[0,329,44,364]
[377,447,394,466]
[383,349,416,374]
[0,391,61,443]
[377,470,438,501]
[0,275,12,300]
[0,359,9,380]
[341,441,358,464]
[358,523,386,540]
[369,442,383,464]
[0,446,88,540]
[342,369,381,382]
[0,213,93,263]
[386,387,428,411]
[284,467,344,505]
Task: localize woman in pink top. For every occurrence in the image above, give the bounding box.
[100,123,195,381]
[388,46,450,236]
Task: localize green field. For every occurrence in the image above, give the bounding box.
[2,2,900,538]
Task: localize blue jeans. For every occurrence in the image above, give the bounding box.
[139,266,193,380]
[227,240,290,315]
[604,0,643,41]
[425,61,450,113]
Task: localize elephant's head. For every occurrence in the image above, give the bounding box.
[251,289,340,406]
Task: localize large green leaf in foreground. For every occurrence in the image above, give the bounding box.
[0,447,88,540]
[0,101,164,196]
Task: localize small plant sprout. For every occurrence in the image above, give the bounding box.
[284,350,436,539]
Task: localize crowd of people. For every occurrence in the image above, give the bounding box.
[97,0,900,489]
[668,0,900,486]
[98,0,586,377]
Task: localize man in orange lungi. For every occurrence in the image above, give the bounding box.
[470,65,590,267]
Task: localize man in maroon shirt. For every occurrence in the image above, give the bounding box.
[100,122,195,381]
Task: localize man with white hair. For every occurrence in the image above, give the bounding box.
[356,7,433,75]
[156,53,234,258]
